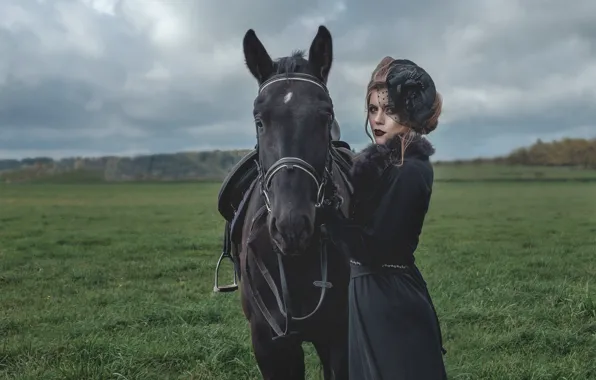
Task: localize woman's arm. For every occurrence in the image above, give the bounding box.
[324,161,432,265]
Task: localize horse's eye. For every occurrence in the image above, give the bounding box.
[255,119,263,130]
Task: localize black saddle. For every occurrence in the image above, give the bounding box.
[217,148,259,223]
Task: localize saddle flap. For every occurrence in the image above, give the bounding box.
[217,149,259,222]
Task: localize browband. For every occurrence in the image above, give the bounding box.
[258,73,329,95]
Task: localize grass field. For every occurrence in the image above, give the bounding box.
[3,162,596,185]
[432,163,596,181]
[1,178,595,379]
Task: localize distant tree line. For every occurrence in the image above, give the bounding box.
[0,150,253,183]
[503,138,596,168]
[1,137,595,183]
[433,137,596,169]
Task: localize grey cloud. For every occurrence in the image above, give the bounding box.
[1,0,595,161]
[191,0,326,40]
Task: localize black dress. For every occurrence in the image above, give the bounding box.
[326,135,447,379]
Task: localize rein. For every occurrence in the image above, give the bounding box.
[245,72,342,340]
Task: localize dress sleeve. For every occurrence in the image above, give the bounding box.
[328,161,432,265]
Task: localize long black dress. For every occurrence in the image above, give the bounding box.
[326,134,447,379]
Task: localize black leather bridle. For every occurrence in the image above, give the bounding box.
[255,73,337,213]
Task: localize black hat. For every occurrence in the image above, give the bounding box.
[386,59,438,134]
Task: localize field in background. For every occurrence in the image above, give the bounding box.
[1,173,595,379]
[3,162,596,184]
[433,162,596,181]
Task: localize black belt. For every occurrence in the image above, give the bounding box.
[349,259,412,277]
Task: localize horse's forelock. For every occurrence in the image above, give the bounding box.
[274,50,309,75]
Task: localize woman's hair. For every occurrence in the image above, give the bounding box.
[363,56,443,165]
[364,56,396,112]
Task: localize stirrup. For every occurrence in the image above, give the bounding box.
[213,250,239,292]
[213,221,239,293]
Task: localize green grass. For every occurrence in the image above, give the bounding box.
[1,181,595,379]
[433,163,596,181]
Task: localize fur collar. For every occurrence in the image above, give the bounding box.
[349,134,435,200]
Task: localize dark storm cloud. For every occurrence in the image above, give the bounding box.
[0,0,595,160]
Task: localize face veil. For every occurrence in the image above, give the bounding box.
[375,88,401,123]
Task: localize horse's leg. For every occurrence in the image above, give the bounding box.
[249,319,305,380]
[312,331,349,380]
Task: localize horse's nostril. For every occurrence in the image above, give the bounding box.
[270,216,284,242]
[270,216,278,234]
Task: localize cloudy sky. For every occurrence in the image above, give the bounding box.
[1,0,595,161]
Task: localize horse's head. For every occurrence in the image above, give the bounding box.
[243,26,335,256]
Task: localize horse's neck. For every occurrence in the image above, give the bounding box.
[330,156,353,217]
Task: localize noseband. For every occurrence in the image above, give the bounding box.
[262,157,328,212]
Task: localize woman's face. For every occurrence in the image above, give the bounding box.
[368,88,409,145]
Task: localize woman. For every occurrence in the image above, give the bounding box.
[324,56,447,379]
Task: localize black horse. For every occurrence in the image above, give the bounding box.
[216,26,354,379]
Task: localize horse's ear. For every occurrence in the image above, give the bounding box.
[243,29,274,83]
[308,26,333,83]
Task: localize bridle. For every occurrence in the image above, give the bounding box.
[244,72,343,340]
[255,73,337,213]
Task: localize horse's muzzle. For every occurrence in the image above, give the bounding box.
[269,211,314,256]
